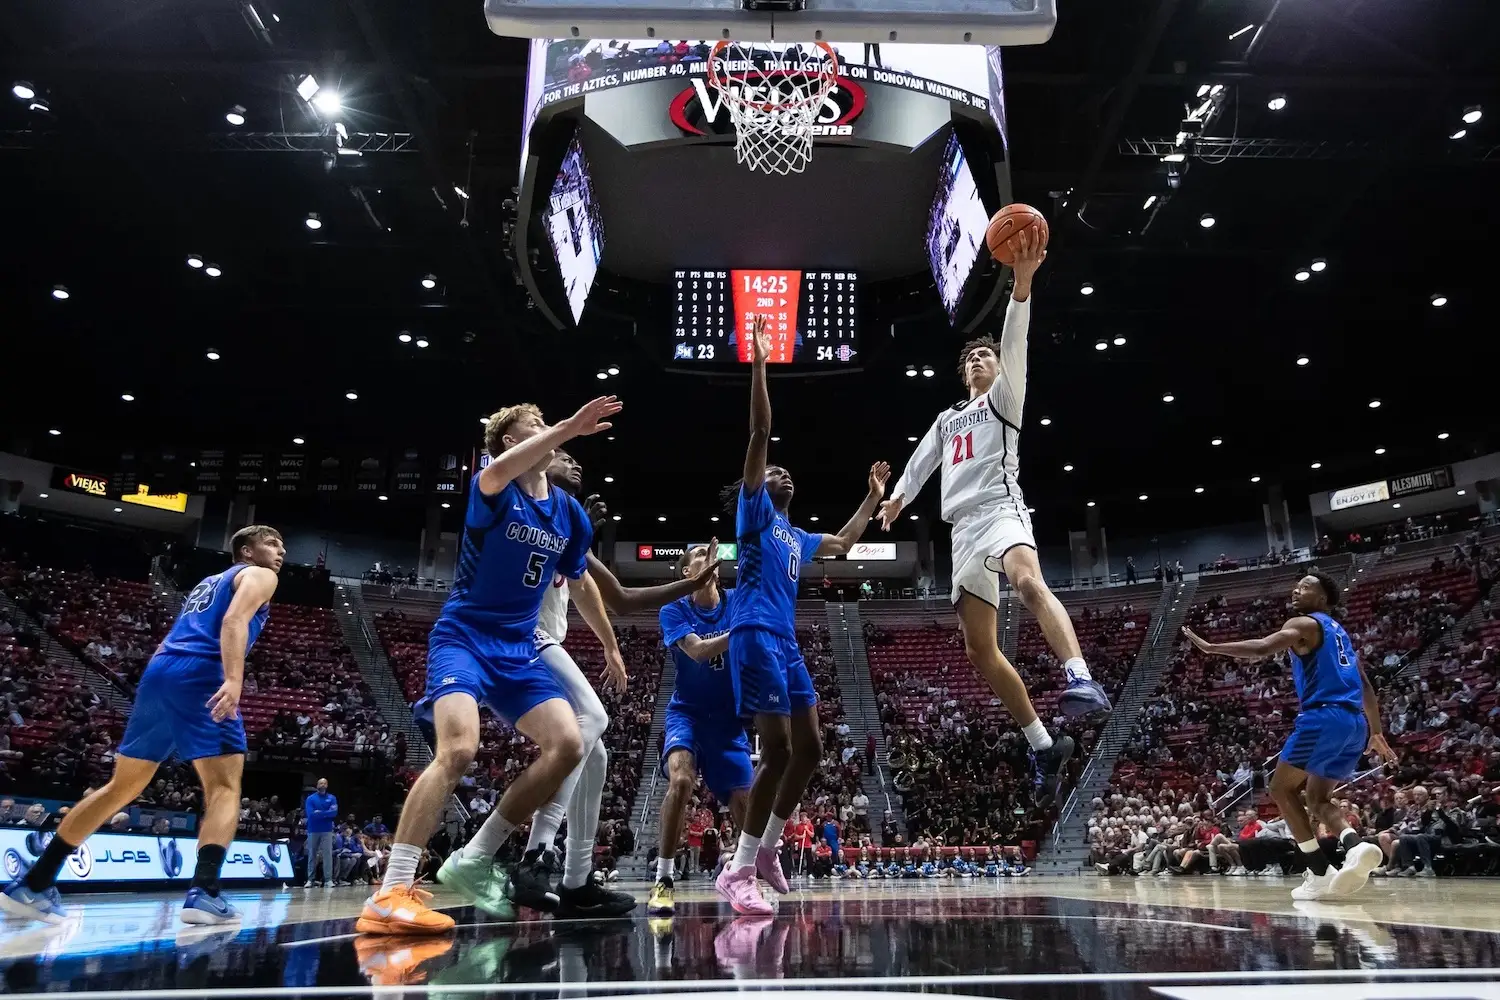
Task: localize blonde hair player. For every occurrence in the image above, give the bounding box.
[877,228,1108,802]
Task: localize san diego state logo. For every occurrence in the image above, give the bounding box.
[669,76,866,137]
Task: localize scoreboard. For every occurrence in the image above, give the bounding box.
[672,269,859,366]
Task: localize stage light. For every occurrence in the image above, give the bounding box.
[904,366,918,377]
[603,476,615,483]
[657,516,667,522]
[611,514,620,521]
[48,429,61,436]
[305,212,323,230]
[1086,501,1096,507]
[1161,152,1186,163]
[1310,258,1327,272]
[1463,105,1483,124]
[909,514,918,520]
[1080,282,1095,296]
[11,82,35,100]
[1209,84,1224,96]
[1039,418,1052,426]
[1296,356,1310,366]
[921,366,935,378]
[312,90,342,115]
[606,365,620,376]
[345,391,358,400]
[1450,128,1468,140]
[421,274,437,290]
[398,333,412,343]
[296,75,320,101]
[51,285,70,300]
[1457,490,1466,496]
[114,507,123,513]
[1094,340,1108,351]
[1310,461,1322,469]
[1195,84,1211,98]
[771,436,781,442]
[1162,393,1175,403]
[1368,399,1381,409]
[1143,195,1157,210]
[1438,431,1450,440]
[1294,269,1311,282]
[1250,475,1261,483]
[710,515,719,522]
[1211,437,1223,446]
[378,495,389,502]
[1138,494,1148,501]
[1113,336,1127,346]
[1392,502,1401,509]
[1430,294,1447,307]
[414,338,429,348]
[186,255,204,269]
[292,437,305,445]
[595,371,608,380]
[907,436,918,442]
[809,516,820,522]
[1063,464,1074,472]
[1374,447,1386,455]
[226,105,246,126]
[1194,486,1204,494]
[206,350,221,361]
[1267,94,1287,111]
[1198,214,1216,229]
[204,264,222,278]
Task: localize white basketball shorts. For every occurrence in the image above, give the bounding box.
[949,498,1035,607]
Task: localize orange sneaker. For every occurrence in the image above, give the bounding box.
[356,884,455,935]
[354,934,455,985]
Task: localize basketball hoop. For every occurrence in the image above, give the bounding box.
[707,40,839,176]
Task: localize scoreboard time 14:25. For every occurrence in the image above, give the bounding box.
[672,269,859,365]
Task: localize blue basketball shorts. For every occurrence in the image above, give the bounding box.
[416,627,569,727]
[1280,703,1368,781]
[660,705,754,801]
[117,653,247,763]
[728,627,817,718]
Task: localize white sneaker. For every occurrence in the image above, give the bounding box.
[1291,869,1336,900]
[1329,842,1382,897]
[1227,866,1248,876]
[1415,867,1436,879]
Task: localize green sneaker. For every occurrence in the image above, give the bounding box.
[437,852,517,919]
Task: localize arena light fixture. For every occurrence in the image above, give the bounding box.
[305,212,323,231]
[1039,417,1052,426]
[606,365,620,376]
[414,338,430,349]
[205,350,221,361]
[1138,494,1148,501]
[1437,431,1450,440]
[1143,195,1158,210]
[11,81,35,100]
[48,428,61,436]
[921,366,935,378]
[378,494,389,501]
[1195,84,1211,98]
[1162,393,1175,403]
[1310,258,1327,272]
[809,516,820,522]
[186,255,204,269]
[421,274,437,290]
[1374,447,1386,455]
[398,332,412,343]
[1194,486,1205,494]
[1294,269,1311,282]
[710,515,720,522]
[1094,340,1108,351]
[1457,490,1467,497]
[1296,356,1310,366]
[1080,282,1095,296]
[1162,152,1186,164]
[1392,502,1401,509]
[770,436,781,442]
[1086,500,1096,507]
[1211,437,1223,446]
[907,435,919,442]
[1463,105,1483,124]
[204,264,222,278]
[345,391,358,400]
[51,285,70,300]
[1230,24,1255,40]
[1266,94,1287,111]
[1310,461,1322,469]
[603,476,615,483]
[442,502,452,509]
[114,507,123,513]
[312,90,342,115]
[904,366,918,378]
[1063,464,1074,472]
[657,515,667,522]
[296,74,320,102]
[226,105,246,126]
[1198,214,1216,229]
[909,514,918,520]
[292,437,305,445]
[1113,335,1126,346]
[611,514,620,521]
[38,493,48,499]
[1430,294,1447,307]
[1450,128,1468,140]
[1250,475,1261,483]
[1368,399,1381,409]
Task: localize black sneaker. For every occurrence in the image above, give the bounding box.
[554,880,637,919]
[1030,734,1076,806]
[507,853,561,913]
[540,847,563,880]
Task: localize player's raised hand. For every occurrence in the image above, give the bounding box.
[875,494,905,531]
[584,493,609,530]
[562,395,622,439]
[1367,732,1398,764]
[690,537,722,588]
[868,461,891,499]
[752,314,771,364]
[1007,226,1047,292]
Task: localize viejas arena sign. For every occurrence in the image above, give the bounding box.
[668,75,866,137]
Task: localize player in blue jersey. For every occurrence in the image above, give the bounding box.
[647,542,753,916]
[1183,570,1395,901]
[1,525,284,926]
[358,396,620,936]
[713,317,891,916]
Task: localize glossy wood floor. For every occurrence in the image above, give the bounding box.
[3,874,1500,999]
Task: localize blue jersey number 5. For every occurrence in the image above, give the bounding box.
[522,552,547,588]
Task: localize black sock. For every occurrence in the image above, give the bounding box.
[1300,844,1329,876]
[1340,828,1360,850]
[23,834,77,892]
[192,844,227,897]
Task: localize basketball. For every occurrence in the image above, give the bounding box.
[986,204,1049,265]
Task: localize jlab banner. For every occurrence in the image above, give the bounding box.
[0,828,292,884]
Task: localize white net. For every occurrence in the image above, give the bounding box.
[708,41,840,176]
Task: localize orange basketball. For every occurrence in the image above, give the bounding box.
[985,204,1049,265]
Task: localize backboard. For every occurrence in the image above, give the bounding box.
[484,0,1057,46]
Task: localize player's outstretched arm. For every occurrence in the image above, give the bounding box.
[880,421,941,530]
[584,547,720,614]
[742,315,772,493]
[677,632,731,664]
[1181,618,1313,660]
[817,462,890,557]
[211,565,279,722]
[479,395,622,497]
[572,571,628,690]
[990,227,1046,427]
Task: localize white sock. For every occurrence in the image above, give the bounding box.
[656,855,674,881]
[1064,657,1092,682]
[760,812,789,848]
[527,800,565,854]
[731,830,762,870]
[462,811,517,860]
[562,836,594,890]
[380,843,423,893]
[1297,839,1321,855]
[1022,718,1054,751]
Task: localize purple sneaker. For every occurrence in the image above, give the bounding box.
[715,864,773,916]
[756,847,790,894]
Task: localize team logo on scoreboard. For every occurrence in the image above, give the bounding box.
[668,76,866,137]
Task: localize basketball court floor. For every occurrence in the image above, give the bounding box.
[3,877,1498,999]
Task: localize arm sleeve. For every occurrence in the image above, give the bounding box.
[986,294,1030,427]
[659,602,695,648]
[889,412,944,504]
[466,474,508,531]
[558,497,594,580]
[737,482,774,534]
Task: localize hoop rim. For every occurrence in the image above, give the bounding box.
[707,39,840,113]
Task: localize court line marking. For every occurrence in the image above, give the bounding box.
[8,967,1500,999]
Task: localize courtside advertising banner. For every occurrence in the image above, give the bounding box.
[0,829,293,884]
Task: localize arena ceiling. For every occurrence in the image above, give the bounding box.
[2,0,1496,546]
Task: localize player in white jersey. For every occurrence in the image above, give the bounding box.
[877,228,1108,800]
[440,448,717,918]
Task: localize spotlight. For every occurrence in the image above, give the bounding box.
[907,436,919,442]
[186,255,204,269]
[909,514,918,520]
[398,332,412,343]
[1368,399,1381,409]
[205,350,221,361]
[1392,502,1401,509]
[611,514,620,521]
[1161,152,1186,163]
[657,516,667,522]
[1374,447,1386,455]
[1086,500,1096,507]
[921,366,935,378]
[121,393,135,402]
[710,515,720,522]
[204,264,222,278]
[1063,464,1074,472]
[345,391,358,400]
[1194,486,1205,494]
[1039,417,1052,426]
[1462,105,1483,124]
[48,429,61,436]
[312,90,342,115]
[1198,214,1216,229]
[226,105,246,126]
[1296,356,1310,366]
[904,367,918,378]
[421,274,437,290]
[1209,84,1224,96]
[292,437,305,445]
[1113,335,1127,346]
[1294,269,1311,282]
[771,436,781,443]
[1138,494,1148,501]
[1450,128,1468,140]
[606,365,620,376]
[1310,461,1322,469]
[296,75,320,102]
[1310,258,1327,272]
[1430,294,1447,307]
[305,212,323,231]
[596,371,609,380]
[1211,437,1223,446]
[11,81,35,100]
[603,476,615,483]
[1143,195,1157,210]
[1094,340,1108,351]
[809,516,820,522]
[1250,475,1261,483]
[415,338,429,349]
[51,285,70,300]
[114,507,123,514]
[378,495,389,502]
[1267,94,1287,111]
[1162,393,1175,403]
[1080,282,1095,296]
[1195,84,1211,98]
[1437,431,1450,440]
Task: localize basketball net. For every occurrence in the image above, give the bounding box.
[708,41,839,176]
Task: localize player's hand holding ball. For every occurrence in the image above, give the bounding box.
[562,395,622,438]
[986,204,1048,299]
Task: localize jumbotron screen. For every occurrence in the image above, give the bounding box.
[671,269,859,365]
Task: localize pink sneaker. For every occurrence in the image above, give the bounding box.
[715,864,773,916]
[713,914,773,972]
[756,847,790,894]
